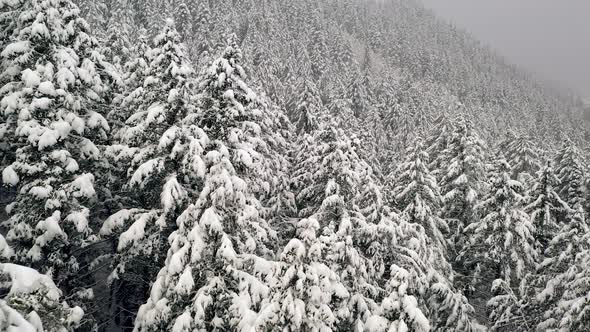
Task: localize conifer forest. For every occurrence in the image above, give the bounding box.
[2,0,590,331]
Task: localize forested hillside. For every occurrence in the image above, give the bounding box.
[1,0,590,331]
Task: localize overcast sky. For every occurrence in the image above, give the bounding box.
[420,0,590,98]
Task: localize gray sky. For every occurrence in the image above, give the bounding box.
[420,0,590,99]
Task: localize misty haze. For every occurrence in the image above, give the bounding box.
[1,0,589,331]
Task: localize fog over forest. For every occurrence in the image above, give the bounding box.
[421,0,590,99]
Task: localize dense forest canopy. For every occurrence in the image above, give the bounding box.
[1,0,590,331]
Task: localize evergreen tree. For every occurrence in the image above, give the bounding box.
[291,126,367,218]
[439,119,487,254]
[196,33,294,224]
[525,162,570,254]
[554,142,586,209]
[0,0,115,327]
[261,217,347,331]
[458,159,537,310]
[289,80,322,134]
[425,114,455,183]
[103,0,133,69]
[367,264,431,332]
[0,0,24,171]
[0,262,84,332]
[174,1,192,41]
[389,138,449,253]
[500,134,541,186]
[534,206,590,330]
[347,69,371,118]
[75,0,108,38]
[100,20,203,330]
[109,28,152,134]
[133,34,283,332]
[308,14,328,80]
[189,0,212,59]
[132,136,276,332]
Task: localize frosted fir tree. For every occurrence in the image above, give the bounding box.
[542,233,590,331]
[99,20,206,329]
[347,68,371,118]
[288,125,418,330]
[174,1,193,41]
[525,162,571,253]
[308,15,328,80]
[554,142,586,209]
[188,0,212,59]
[103,0,134,69]
[425,281,475,331]
[486,278,532,332]
[424,114,455,182]
[0,0,23,169]
[195,33,293,212]
[314,182,380,330]
[0,263,84,332]
[133,34,288,332]
[0,0,115,325]
[291,126,367,218]
[289,79,323,134]
[439,119,487,254]
[364,264,430,332]
[458,159,537,289]
[109,28,152,132]
[133,141,278,332]
[259,217,349,331]
[388,138,449,253]
[74,0,108,38]
[499,134,541,186]
[534,206,590,331]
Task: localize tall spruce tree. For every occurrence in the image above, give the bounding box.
[133,34,284,332]
[554,142,586,209]
[525,162,571,254]
[389,138,449,253]
[499,134,541,186]
[459,159,537,285]
[99,20,203,330]
[0,0,115,328]
[439,119,487,255]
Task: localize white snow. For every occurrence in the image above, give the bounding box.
[159,126,179,148]
[66,208,90,233]
[1,40,30,58]
[171,311,192,332]
[118,213,149,251]
[2,166,19,186]
[21,69,40,87]
[38,129,59,150]
[0,234,14,259]
[168,88,179,103]
[35,211,65,247]
[365,315,389,332]
[38,81,56,96]
[31,22,49,38]
[130,158,164,188]
[28,185,52,199]
[31,97,52,110]
[0,301,37,332]
[87,111,109,130]
[0,263,60,300]
[100,209,136,235]
[56,68,76,89]
[174,267,195,295]
[51,120,71,139]
[161,176,187,213]
[71,173,96,198]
